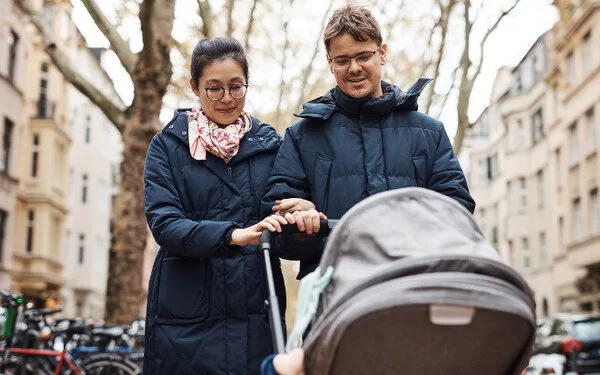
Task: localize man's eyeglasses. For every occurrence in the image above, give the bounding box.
[204,84,249,101]
[328,50,379,70]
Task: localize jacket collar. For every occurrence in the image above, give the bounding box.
[161,108,281,195]
[296,78,432,120]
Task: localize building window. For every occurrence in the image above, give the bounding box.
[0,210,6,263]
[1,118,14,173]
[82,174,88,203]
[506,180,512,212]
[586,108,596,155]
[522,237,530,269]
[8,30,19,84]
[31,134,39,177]
[43,2,55,31]
[573,198,583,242]
[583,32,593,74]
[85,115,91,144]
[537,170,544,209]
[555,148,562,185]
[518,119,526,150]
[591,189,600,235]
[532,108,544,144]
[508,240,514,266]
[492,226,498,245]
[539,232,547,267]
[520,177,527,209]
[38,64,50,118]
[78,234,85,264]
[515,75,523,93]
[570,123,579,165]
[26,210,34,253]
[567,51,576,85]
[559,216,566,253]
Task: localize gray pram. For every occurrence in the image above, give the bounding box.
[261,187,536,375]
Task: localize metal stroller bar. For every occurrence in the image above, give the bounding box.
[260,220,337,354]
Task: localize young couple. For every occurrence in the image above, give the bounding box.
[143,5,475,375]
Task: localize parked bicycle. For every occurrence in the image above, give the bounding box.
[0,289,141,374]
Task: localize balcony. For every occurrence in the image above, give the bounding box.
[35,100,56,120]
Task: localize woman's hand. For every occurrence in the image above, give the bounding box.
[230,215,288,246]
[272,198,316,215]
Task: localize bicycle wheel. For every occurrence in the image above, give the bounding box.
[1,355,57,375]
[79,353,140,375]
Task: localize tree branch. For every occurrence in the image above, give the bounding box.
[436,66,459,119]
[244,0,260,51]
[225,0,235,37]
[16,0,126,132]
[424,0,457,114]
[197,0,214,37]
[294,0,334,111]
[471,0,520,82]
[80,0,137,77]
[275,0,295,126]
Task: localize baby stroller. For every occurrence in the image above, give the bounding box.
[260,187,536,375]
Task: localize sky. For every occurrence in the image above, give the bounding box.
[71,0,559,138]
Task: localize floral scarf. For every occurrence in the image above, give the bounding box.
[187,107,252,164]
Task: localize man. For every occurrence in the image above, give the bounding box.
[263,5,475,279]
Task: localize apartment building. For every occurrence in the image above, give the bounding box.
[468,0,600,316]
[0,0,27,290]
[61,34,123,319]
[10,0,73,307]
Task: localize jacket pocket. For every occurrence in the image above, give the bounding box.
[412,155,427,187]
[157,255,210,320]
[312,157,332,212]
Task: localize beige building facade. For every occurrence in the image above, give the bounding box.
[468,0,600,317]
[0,0,27,291]
[10,0,72,306]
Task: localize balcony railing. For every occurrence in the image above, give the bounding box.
[36,100,56,120]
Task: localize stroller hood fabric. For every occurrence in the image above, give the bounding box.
[297,188,536,375]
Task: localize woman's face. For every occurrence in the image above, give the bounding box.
[191,58,247,126]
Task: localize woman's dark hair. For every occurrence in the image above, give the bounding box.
[190,37,249,84]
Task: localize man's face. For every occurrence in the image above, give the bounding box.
[327,34,386,99]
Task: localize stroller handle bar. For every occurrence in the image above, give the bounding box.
[260,219,338,354]
[260,220,338,248]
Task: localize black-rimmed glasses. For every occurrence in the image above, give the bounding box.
[328,50,379,70]
[205,84,249,101]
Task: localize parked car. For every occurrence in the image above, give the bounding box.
[534,313,600,374]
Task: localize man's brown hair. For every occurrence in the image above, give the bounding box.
[323,5,383,53]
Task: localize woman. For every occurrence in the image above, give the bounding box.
[143,37,290,375]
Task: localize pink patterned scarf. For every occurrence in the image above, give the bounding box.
[187,107,252,164]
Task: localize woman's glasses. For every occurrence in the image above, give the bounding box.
[205,84,249,101]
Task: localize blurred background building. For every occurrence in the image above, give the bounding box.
[0,0,123,319]
[467,0,600,317]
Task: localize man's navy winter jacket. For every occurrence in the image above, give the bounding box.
[263,79,475,278]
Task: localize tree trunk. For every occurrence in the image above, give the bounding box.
[105,0,175,324]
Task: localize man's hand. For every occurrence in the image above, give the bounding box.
[273,348,305,375]
[284,209,327,236]
[272,198,316,215]
[230,215,288,246]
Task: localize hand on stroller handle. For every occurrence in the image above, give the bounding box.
[260,219,338,246]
